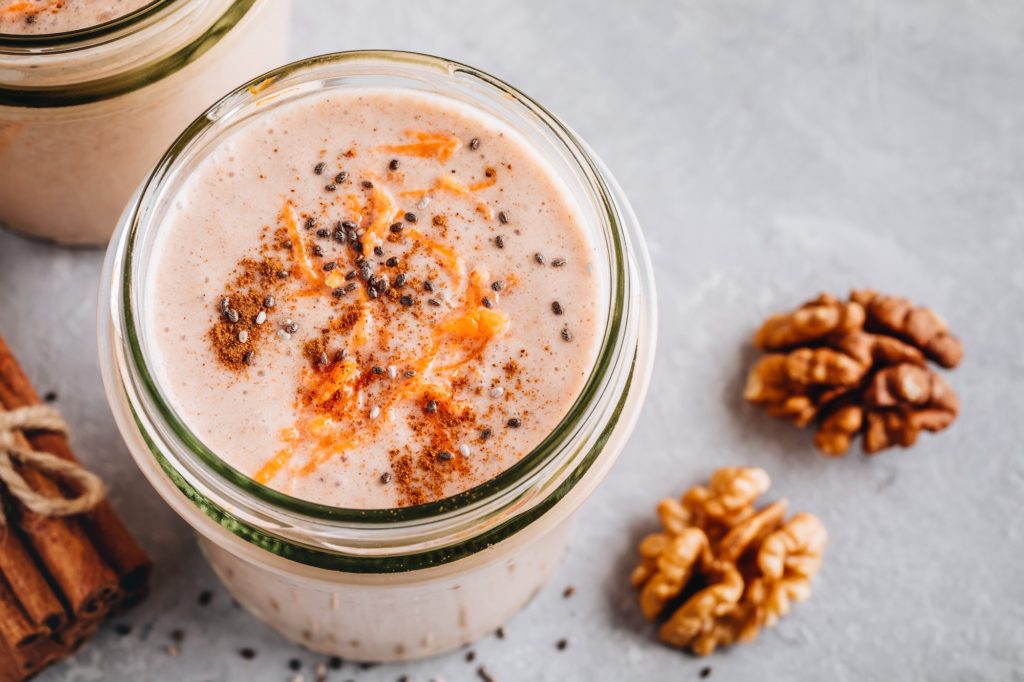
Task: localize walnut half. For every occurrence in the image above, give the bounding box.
[632,467,826,656]
[745,290,962,456]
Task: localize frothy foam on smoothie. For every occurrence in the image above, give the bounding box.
[0,0,153,34]
[146,88,603,508]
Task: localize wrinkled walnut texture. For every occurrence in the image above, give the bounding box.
[745,289,962,455]
[633,467,826,656]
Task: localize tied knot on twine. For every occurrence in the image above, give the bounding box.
[0,405,104,525]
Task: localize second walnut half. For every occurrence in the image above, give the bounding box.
[744,290,962,456]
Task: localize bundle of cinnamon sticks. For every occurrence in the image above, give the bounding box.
[0,336,151,681]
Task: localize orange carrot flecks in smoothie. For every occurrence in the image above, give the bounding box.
[281,201,322,287]
[402,173,495,219]
[379,131,462,163]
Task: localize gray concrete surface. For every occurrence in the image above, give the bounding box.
[1,1,1021,680]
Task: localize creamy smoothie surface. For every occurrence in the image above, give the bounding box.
[146,88,602,508]
[0,0,153,33]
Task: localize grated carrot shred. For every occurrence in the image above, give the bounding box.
[254,448,292,484]
[379,131,462,163]
[281,201,322,286]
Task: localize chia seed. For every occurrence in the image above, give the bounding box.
[561,327,573,342]
[481,297,493,309]
[332,287,346,298]
[469,137,481,150]
[323,261,337,271]
[551,301,564,315]
[263,294,275,308]
[386,257,399,267]
[318,352,329,366]
[423,279,434,292]
[403,369,417,378]
[372,366,385,375]
[373,245,384,257]
[225,308,240,324]
[380,472,393,484]
[361,180,374,189]
[438,450,453,461]
[490,386,504,399]
[481,428,492,440]
[534,252,546,265]
[312,244,324,257]
[552,257,567,267]
[237,330,249,343]
[276,270,289,279]
[305,217,317,230]
[404,212,416,223]
[345,270,357,281]
[491,280,505,292]
[316,228,330,238]
[498,211,509,224]
[284,321,298,334]
[389,222,404,234]
[335,171,348,184]
[428,298,441,306]
[242,351,254,365]
[425,400,438,414]
[507,417,522,428]
[394,273,406,287]
[313,162,326,175]
[334,349,348,362]
[324,183,337,192]
[219,297,230,314]
[341,220,357,230]
[495,235,505,249]
[388,159,400,171]
[400,295,414,307]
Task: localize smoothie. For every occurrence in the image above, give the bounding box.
[146,88,602,508]
[0,0,290,244]
[0,0,153,33]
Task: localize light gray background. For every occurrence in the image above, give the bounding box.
[1,1,1021,680]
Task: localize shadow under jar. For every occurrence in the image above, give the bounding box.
[99,51,658,661]
[0,0,291,245]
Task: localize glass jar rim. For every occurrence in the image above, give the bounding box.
[0,0,259,108]
[0,0,177,48]
[117,50,634,528]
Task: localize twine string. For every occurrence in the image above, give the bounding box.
[0,405,105,525]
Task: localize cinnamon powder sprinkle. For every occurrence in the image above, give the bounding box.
[208,257,285,370]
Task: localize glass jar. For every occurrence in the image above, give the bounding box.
[0,0,291,245]
[98,51,658,661]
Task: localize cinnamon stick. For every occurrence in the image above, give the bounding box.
[21,429,151,597]
[0,335,150,607]
[0,575,43,650]
[1,425,118,618]
[0,525,66,634]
